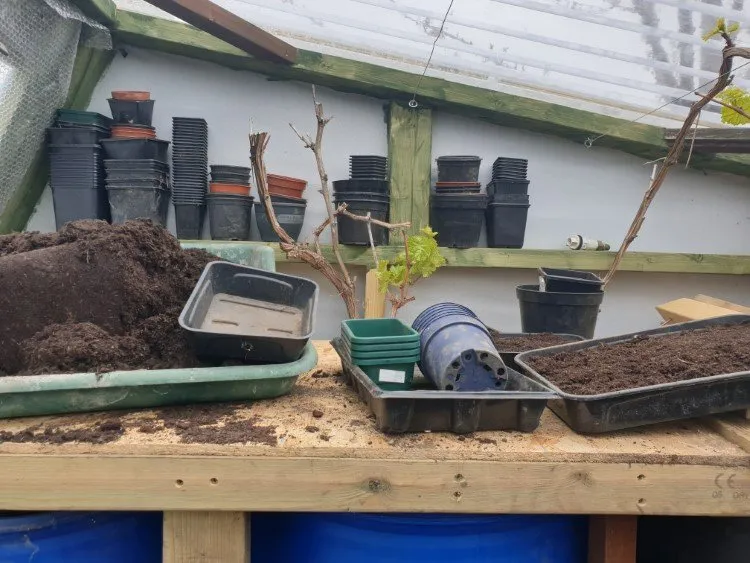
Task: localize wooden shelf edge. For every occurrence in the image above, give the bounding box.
[111,11,750,177]
[70,0,118,25]
[181,241,750,275]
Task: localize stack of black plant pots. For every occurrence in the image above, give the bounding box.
[255,193,308,243]
[172,117,209,238]
[47,110,112,229]
[431,156,487,248]
[100,92,170,226]
[332,155,389,245]
[208,164,253,241]
[485,157,530,248]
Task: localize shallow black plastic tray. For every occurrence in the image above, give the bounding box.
[331,338,554,434]
[180,261,319,364]
[515,315,750,433]
[492,332,585,371]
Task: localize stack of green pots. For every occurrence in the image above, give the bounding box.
[340,319,420,390]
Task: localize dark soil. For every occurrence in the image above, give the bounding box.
[0,418,124,445]
[0,220,215,375]
[488,328,578,352]
[146,402,278,445]
[526,323,750,395]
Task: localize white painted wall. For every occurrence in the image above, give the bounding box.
[26,48,750,339]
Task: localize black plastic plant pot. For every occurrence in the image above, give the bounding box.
[211,172,250,185]
[487,179,530,197]
[174,203,206,239]
[101,139,169,161]
[332,195,389,246]
[179,261,320,364]
[104,159,169,171]
[332,179,389,194]
[486,201,530,249]
[255,201,306,242]
[47,127,109,145]
[516,284,604,339]
[270,194,306,204]
[52,187,110,230]
[106,186,169,226]
[107,98,155,126]
[436,156,481,183]
[207,194,253,241]
[539,267,604,293]
[417,314,508,391]
[430,194,487,249]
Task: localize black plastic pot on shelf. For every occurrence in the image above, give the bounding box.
[516,284,603,339]
[538,268,604,293]
[101,139,169,161]
[332,179,389,194]
[255,200,307,242]
[210,165,251,185]
[333,192,390,246]
[430,194,487,248]
[486,196,530,249]
[207,194,253,240]
[487,179,530,198]
[436,156,482,183]
[47,127,109,145]
[174,203,206,239]
[107,98,155,126]
[106,185,170,226]
[52,187,110,230]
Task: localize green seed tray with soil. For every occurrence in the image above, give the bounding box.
[0,220,315,418]
[515,316,750,434]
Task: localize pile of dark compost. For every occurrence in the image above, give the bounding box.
[0,220,215,376]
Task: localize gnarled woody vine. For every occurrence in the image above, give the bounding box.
[249,86,409,318]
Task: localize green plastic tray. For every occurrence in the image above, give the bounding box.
[56,109,112,127]
[347,339,420,353]
[0,343,317,419]
[0,242,312,419]
[341,319,419,346]
[179,241,276,270]
[360,362,416,391]
[340,338,420,360]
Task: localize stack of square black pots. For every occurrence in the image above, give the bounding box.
[332,155,390,245]
[486,157,530,248]
[431,156,487,248]
[100,94,170,227]
[172,117,208,238]
[47,110,112,229]
[208,165,253,241]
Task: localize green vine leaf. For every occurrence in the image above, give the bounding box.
[702,17,740,41]
[717,86,750,126]
[376,227,446,295]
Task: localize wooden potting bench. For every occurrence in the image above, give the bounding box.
[0,341,748,563]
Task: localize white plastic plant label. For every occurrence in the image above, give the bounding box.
[539,275,546,291]
[379,369,406,383]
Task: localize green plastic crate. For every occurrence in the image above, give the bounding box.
[56,109,112,127]
[341,318,419,346]
[180,241,276,271]
[341,337,419,361]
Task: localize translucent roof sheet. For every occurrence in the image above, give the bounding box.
[116,0,750,127]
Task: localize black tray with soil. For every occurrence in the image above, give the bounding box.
[488,329,585,370]
[515,315,750,433]
[331,338,555,434]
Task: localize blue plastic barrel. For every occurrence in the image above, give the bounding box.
[0,512,162,562]
[252,512,587,562]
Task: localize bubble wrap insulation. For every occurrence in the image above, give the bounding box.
[0,0,111,216]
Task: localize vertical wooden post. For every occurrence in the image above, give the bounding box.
[364,269,386,318]
[164,511,249,563]
[387,103,432,235]
[588,515,637,563]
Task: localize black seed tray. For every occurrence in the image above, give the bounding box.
[331,338,554,434]
[515,315,750,434]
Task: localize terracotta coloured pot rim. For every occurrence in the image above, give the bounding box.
[210,182,251,195]
[267,173,307,190]
[111,90,151,101]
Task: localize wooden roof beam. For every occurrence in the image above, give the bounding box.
[141,0,297,64]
